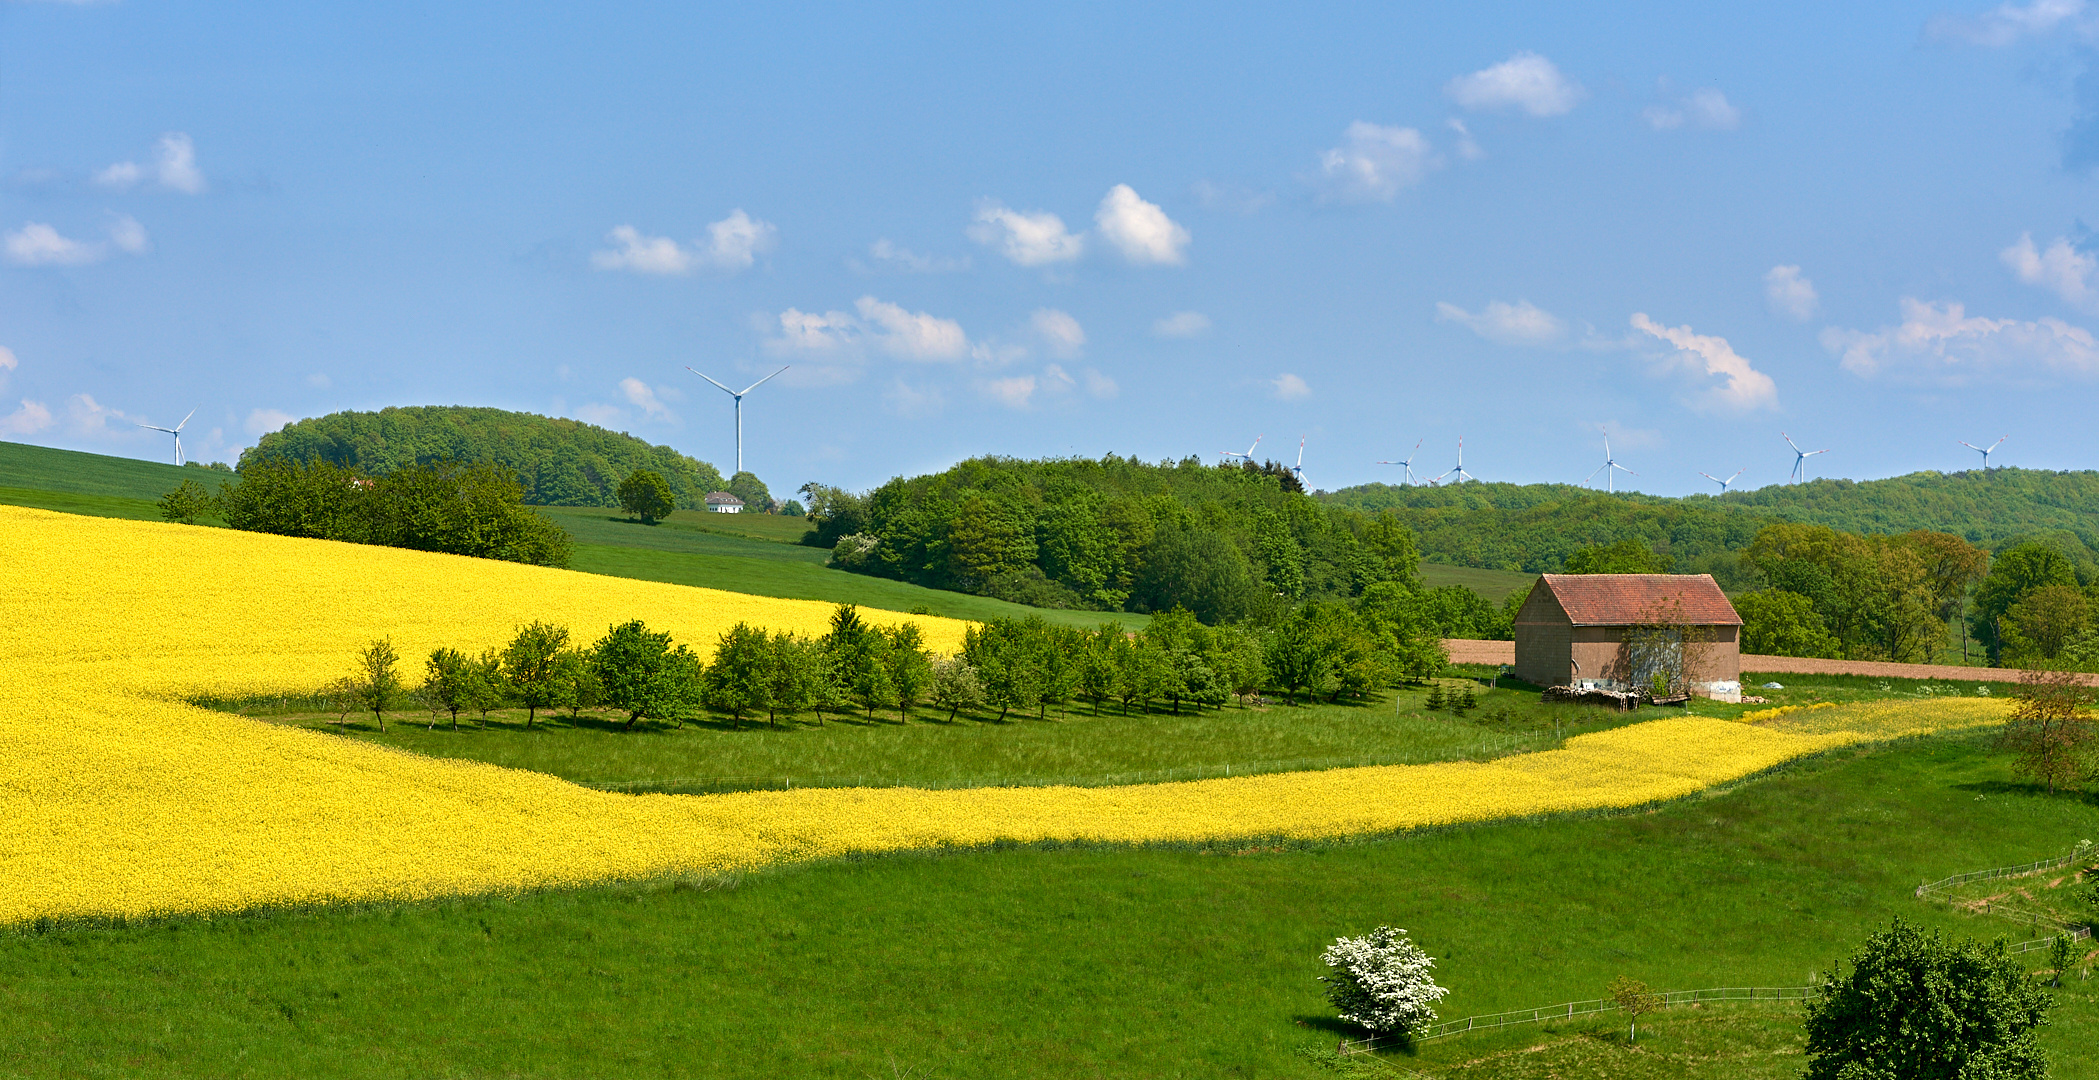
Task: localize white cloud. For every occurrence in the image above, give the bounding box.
[154,133,205,194]
[1030,308,1086,357]
[591,225,694,275]
[1821,297,2099,380]
[983,374,1039,409]
[574,402,625,427]
[1445,52,1584,117]
[0,399,52,437]
[1313,122,1440,203]
[1094,184,1189,265]
[1153,311,1212,338]
[619,377,676,422]
[92,161,141,191]
[1764,265,1819,321]
[698,209,776,270]
[855,296,968,361]
[1630,313,1780,411]
[1446,118,1484,160]
[1270,373,1312,400]
[590,210,775,276]
[63,393,145,436]
[245,408,295,437]
[1191,181,1273,214]
[968,200,1085,266]
[770,307,860,354]
[1083,368,1119,399]
[1927,0,2087,45]
[0,346,15,377]
[2002,232,2099,310]
[862,239,970,273]
[107,214,149,255]
[1643,87,1741,131]
[1436,299,1566,346]
[5,223,105,266]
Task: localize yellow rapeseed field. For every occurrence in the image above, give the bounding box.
[0,506,2007,923]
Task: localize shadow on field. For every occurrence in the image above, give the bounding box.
[1952,779,2099,807]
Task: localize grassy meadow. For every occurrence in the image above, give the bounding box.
[4,730,2094,1078]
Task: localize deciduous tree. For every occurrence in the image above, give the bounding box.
[355,637,402,732]
[501,620,570,727]
[1803,918,2051,1080]
[617,469,676,524]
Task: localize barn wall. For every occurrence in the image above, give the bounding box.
[1512,583,1573,687]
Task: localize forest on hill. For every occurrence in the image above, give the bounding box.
[1320,468,2099,582]
[242,406,729,510]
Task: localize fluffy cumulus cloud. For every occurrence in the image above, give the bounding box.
[982,373,1040,409]
[93,133,206,194]
[978,364,1110,411]
[1928,0,2087,45]
[0,399,53,437]
[968,200,1085,266]
[2002,232,2099,310]
[1094,185,1189,265]
[1270,373,1312,400]
[1153,311,1211,338]
[6,223,105,266]
[1435,299,1565,346]
[107,214,149,255]
[591,210,776,275]
[63,393,146,436]
[1030,308,1086,357]
[1821,297,2099,380]
[244,408,296,437]
[0,346,14,380]
[1643,87,1741,131]
[856,297,968,360]
[1444,52,1584,117]
[1764,265,1819,320]
[1630,313,1779,411]
[619,377,676,421]
[771,307,860,354]
[1314,122,1440,203]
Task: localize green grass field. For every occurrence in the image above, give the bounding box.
[0,439,203,500]
[221,681,1652,792]
[5,729,2092,1078]
[1418,562,1537,601]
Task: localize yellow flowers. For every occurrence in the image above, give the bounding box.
[1737,702,1839,724]
[1751,696,2012,740]
[0,507,2011,924]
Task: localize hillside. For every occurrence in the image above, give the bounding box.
[243,406,727,510]
[0,440,215,501]
[1320,467,2099,575]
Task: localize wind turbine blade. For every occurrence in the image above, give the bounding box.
[1585,463,1607,483]
[175,409,196,432]
[1295,438,1305,469]
[685,366,739,396]
[1783,432,1802,454]
[736,365,790,396]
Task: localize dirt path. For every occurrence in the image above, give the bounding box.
[1439,639,2099,687]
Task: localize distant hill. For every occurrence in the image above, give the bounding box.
[243,406,726,509]
[1319,468,2099,577]
[0,440,215,502]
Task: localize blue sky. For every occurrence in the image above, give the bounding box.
[3,1,2097,496]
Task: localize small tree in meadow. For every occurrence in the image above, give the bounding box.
[421,646,475,730]
[1997,669,2096,793]
[762,632,818,727]
[593,619,683,730]
[553,647,601,719]
[929,655,985,722]
[469,646,506,725]
[501,620,570,727]
[1317,926,1449,1041]
[1605,976,1662,1042]
[1803,918,2052,1080]
[617,469,677,524]
[884,623,932,723]
[354,637,402,732]
[704,622,773,729]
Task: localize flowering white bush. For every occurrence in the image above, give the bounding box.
[1319,926,1449,1037]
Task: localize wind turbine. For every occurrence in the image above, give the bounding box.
[1699,468,1745,494]
[1434,438,1475,484]
[1220,434,1262,465]
[1585,433,1636,493]
[1376,439,1424,485]
[137,409,196,467]
[1960,436,2006,472]
[686,365,788,476]
[1291,437,1309,490]
[1783,432,1830,484]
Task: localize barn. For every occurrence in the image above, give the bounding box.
[1511,574,1744,702]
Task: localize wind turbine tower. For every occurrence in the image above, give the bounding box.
[1375,439,1423,485]
[1435,438,1475,484]
[137,409,196,467]
[687,366,788,476]
[1783,432,1830,484]
[1699,468,1745,494]
[1220,434,1262,466]
[1960,436,2006,473]
[1586,433,1637,493]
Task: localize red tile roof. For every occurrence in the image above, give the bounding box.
[1536,574,1741,627]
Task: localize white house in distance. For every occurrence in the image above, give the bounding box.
[704,491,745,514]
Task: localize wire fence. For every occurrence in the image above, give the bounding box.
[1337,986,1812,1055]
[1915,842,2096,951]
[578,737,1545,795]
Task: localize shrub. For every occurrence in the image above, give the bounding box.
[1803,918,2051,1080]
[157,479,216,525]
[1318,926,1448,1040]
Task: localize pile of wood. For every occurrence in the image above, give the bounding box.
[1540,685,1693,711]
